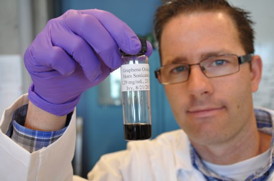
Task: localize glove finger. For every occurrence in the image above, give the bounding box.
[49,20,103,81]
[63,10,124,69]
[81,10,153,57]
[24,31,76,76]
[80,9,141,54]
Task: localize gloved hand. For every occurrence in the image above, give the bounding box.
[24,9,152,116]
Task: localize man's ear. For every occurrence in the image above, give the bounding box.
[250,55,263,92]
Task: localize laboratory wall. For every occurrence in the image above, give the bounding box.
[0,0,20,54]
[0,0,22,115]
[227,0,274,109]
[0,0,58,115]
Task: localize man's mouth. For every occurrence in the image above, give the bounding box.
[187,106,225,118]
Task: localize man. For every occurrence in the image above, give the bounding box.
[0,0,273,180]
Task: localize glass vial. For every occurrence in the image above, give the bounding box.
[120,50,152,140]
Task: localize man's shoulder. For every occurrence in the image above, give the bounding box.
[155,129,188,142]
[255,107,274,124]
[255,107,274,115]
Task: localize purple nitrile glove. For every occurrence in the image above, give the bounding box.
[24,9,152,116]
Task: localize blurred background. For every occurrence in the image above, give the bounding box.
[1,0,273,178]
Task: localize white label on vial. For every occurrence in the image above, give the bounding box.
[121,64,150,92]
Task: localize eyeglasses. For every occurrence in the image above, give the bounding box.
[154,54,253,85]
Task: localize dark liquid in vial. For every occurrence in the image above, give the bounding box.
[124,123,151,140]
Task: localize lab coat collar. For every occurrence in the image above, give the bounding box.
[172,129,195,172]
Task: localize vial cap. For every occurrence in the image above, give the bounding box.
[120,37,147,57]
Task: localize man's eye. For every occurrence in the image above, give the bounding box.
[170,65,187,74]
[212,59,228,66]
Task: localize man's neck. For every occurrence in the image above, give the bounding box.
[191,123,272,165]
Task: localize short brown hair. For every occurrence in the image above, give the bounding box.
[154,0,255,55]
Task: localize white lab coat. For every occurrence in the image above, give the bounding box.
[1,95,274,181]
[0,94,78,181]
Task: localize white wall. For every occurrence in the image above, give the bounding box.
[229,0,274,109]
[0,0,20,54]
[0,0,52,115]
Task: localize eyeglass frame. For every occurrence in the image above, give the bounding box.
[154,54,253,85]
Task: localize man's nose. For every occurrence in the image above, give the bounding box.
[186,65,214,97]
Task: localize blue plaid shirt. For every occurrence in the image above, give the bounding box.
[6,104,70,152]
[7,106,274,180]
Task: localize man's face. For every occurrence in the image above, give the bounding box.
[160,12,261,146]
